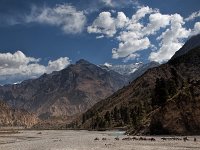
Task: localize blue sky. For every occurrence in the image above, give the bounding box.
[0,0,200,84]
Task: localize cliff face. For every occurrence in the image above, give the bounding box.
[0,100,38,128]
[78,39,200,135]
[0,59,127,120]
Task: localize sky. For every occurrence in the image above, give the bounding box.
[0,0,200,84]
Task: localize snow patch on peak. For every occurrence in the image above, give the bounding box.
[101,62,143,75]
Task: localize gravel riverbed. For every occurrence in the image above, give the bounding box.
[0,130,200,150]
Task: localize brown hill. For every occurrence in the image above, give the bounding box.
[78,43,200,135]
[0,100,38,128]
[0,59,127,121]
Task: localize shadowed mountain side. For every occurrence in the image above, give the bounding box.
[77,36,200,135]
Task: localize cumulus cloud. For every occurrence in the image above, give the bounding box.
[88,6,200,63]
[185,10,200,21]
[190,22,200,36]
[25,4,86,34]
[131,6,156,22]
[149,14,191,62]
[142,13,170,35]
[112,6,158,59]
[46,57,70,73]
[87,12,116,37]
[116,12,129,28]
[88,6,158,60]
[88,12,129,37]
[112,37,150,59]
[0,51,39,68]
[0,51,70,85]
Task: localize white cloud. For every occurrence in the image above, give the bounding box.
[88,6,200,63]
[149,14,191,63]
[0,51,39,68]
[190,22,200,36]
[112,6,158,59]
[185,10,200,21]
[87,11,129,37]
[87,12,116,37]
[46,57,70,73]
[149,42,183,63]
[142,13,170,35]
[131,6,156,22]
[88,6,158,60]
[112,37,150,59]
[116,12,129,28]
[25,4,86,34]
[0,51,70,85]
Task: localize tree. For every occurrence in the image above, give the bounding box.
[104,111,111,122]
[153,78,168,106]
[120,105,130,124]
[98,118,106,128]
[113,106,120,121]
[82,114,86,124]
[130,108,137,125]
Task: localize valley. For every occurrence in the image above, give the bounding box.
[0,1,199,149]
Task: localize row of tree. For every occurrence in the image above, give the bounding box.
[82,104,144,129]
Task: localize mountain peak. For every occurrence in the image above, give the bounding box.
[76,59,91,65]
[100,62,144,75]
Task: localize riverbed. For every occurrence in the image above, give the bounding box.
[0,130,199,150]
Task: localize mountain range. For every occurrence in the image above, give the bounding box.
[1,34,199,132]
[0,55,159,127]
[0,59,127,121]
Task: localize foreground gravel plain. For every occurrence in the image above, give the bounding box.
[0,130,200,150]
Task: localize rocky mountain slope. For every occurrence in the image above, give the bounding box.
[0,100,38,128]
[0,59,127,120]
[78,35,200,135]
